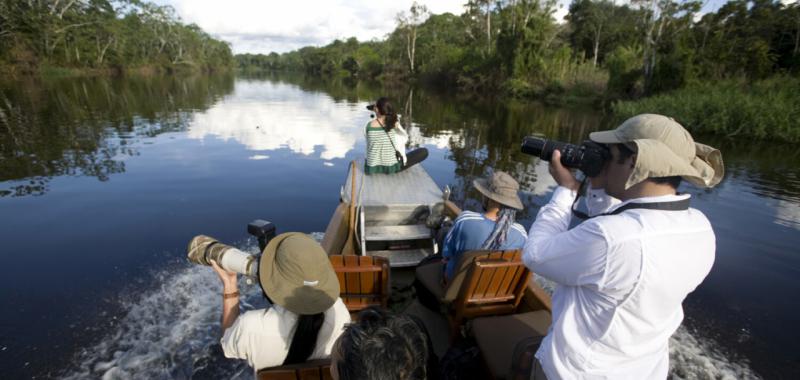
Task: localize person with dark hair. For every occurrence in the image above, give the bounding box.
[331,307,435,380]
[210,233,351,373]
[522,114,725,379]
[365,97,428,175]
[441,171,528,282]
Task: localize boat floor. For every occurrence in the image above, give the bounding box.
[390,267,450,358]
[343,159,442,207]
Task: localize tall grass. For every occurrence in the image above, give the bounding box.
[612,76,800,142]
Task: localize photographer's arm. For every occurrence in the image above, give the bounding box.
[522,151,607,286]
[211,260,240,333]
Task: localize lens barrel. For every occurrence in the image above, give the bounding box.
[187,235,259,277]
[521,136,609,177]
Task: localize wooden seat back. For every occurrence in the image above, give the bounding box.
[257,359,332,380]
[329,255,390,312]
[451,250,530,326]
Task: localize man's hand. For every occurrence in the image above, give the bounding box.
[211,260,238,292]
[549,150,580,192]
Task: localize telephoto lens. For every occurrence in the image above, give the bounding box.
[521,136,610,177]
[187,235,259,277]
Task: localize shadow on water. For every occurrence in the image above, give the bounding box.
[0,74,235,197]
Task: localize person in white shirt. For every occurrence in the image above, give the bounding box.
[210,232,351,373]
[522,114,725,379]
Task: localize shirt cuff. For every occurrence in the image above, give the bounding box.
[550,186,577,209]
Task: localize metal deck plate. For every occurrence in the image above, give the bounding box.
[367,248,433,267]
[342,160,442,207]
[365,224,431,241]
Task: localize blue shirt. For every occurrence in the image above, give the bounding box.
[442,211,528,280]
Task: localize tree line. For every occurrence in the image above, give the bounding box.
[0,0,234,74]
[236,0,800,102]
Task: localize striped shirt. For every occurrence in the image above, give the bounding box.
[442,211,528,280]
[365,121,401,174]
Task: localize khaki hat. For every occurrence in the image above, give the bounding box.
[473,171,524,210]
[589,114,724,189]
[259,232,340,315]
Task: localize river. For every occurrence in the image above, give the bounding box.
[0,73,798,379]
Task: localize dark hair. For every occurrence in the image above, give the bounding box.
[375,97,397,130]
[614,143,681,188]
[283,312,325,365]
[261,287,325,365]
[334,307,429,380]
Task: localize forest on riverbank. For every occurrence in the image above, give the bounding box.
[0,0,234,75]
[237,0,800,141]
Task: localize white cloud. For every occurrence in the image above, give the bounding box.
[187,79,365,160]
[154,0,466,54]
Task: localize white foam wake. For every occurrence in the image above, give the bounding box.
[533,276,760,379]
[62,263,258,380]
[62,258,758,379]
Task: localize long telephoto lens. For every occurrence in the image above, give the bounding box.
[521,136,609,177]
[521,136,581,166]
[187,235,259,277]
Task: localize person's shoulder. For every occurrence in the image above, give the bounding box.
[510,222,528,238]
[455,210,484,223]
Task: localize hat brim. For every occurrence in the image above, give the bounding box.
[627,139,724,189]
[259,232,339,315]
[473,178,524,210]
[589,130,623,144]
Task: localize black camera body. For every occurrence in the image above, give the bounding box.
[521,136,610,177]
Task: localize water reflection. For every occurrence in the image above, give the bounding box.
[187,80,362,161]
[0,74,234,196]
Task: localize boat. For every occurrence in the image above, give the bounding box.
[274,159,554,380]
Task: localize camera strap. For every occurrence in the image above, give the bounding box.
[570,179,690,219]
[376,118,403,164]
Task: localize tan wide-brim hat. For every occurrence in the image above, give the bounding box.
[589,114,724,189]
[259,232,340,315]
[473,171,524,210]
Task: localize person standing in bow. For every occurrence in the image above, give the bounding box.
[523,114,725,379]
[364,97,427,175]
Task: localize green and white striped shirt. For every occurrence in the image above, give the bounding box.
[365,121,402,174]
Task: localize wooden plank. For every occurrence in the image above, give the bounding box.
[298,367,322,380]
[257,370,296,380]
[344,255,362,309]
[472,267,493,301]
[484,264,507,299]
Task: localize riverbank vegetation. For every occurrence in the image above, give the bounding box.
[613,76,800,143]
[237,0,800,141]
[0,0,234,76]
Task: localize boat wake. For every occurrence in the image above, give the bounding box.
[61,251,758,379]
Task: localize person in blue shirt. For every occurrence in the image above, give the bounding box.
[442,171,528,282]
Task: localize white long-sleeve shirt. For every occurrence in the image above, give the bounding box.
[523,187,716,379]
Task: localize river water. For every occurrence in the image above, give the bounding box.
[0,73,797,379]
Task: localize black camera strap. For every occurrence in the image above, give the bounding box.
[570,179,690,219]
[376,118,403,164]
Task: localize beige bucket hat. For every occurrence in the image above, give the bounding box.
[259,232,340,315]
[589,114,724,189]
[473,171,524,210]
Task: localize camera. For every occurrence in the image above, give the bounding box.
[366,104,375,111]
[521,136,610,177]
[186,220,276,277]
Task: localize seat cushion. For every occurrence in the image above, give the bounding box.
[415,261,445,300]
[472,311,552,379]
